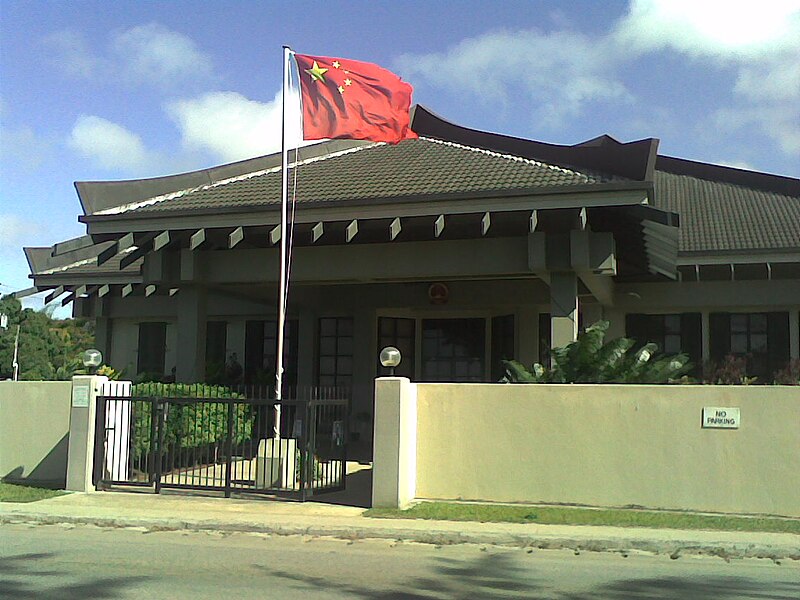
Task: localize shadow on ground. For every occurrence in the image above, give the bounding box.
[309,465,372,508]
[0,552,147,599]
[261,551,800,600]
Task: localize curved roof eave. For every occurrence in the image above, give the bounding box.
[410,104,660,182]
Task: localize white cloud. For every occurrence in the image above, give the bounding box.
[0,214,41,250]
[43,23,214,89]
[43,30,98,78]
[68,115,154,172]
[615,0,800,57]
[0,125,53,172]
[395,28,631,128]
[166,90,303,163]
[615,1,800,158]
[111,23,214,88]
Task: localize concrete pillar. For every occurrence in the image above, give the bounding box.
[372,377,417,508]
[789,309,799,361]
[701,311,711,362]
[550,271,579,350]
[66,374,108,492]
[175,287,207,382]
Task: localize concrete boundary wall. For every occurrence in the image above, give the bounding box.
[0,381,72,487]
[373,379,800,516]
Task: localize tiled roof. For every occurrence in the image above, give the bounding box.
[653,170,800,253]
[124,137,622,215]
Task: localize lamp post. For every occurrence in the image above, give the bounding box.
[82,348,103,375]
[379,346,402,376]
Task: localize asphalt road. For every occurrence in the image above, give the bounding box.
[1,522,798,599]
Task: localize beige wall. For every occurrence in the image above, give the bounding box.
[415,384,800,516]
[0,381,72,487]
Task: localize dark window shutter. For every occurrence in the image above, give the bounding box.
[137,322,166,375]
[709,313,730,361]
[625,314,648,348]
[491,314,515,382]
[680,313,702,376]
[244,320,265,384]
[767,312,790,380]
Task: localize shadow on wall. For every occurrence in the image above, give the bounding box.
[259,551,800,600]
[1,433,69,489]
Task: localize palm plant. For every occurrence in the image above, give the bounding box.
[502,320,692,384]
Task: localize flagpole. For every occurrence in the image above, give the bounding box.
[274,45,293,439]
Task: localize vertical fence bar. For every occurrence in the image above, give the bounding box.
[224,400,234,498]
[154,399,165,494]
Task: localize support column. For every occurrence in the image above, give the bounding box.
[372,377,417,508]
[550,271,579,350]
[93,297,112,364]
[175,287,207,383]
[66,374,108,492]
[790,309,799,361]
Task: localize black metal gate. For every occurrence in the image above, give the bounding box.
[93,385,348,501]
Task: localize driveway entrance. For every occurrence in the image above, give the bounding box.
[93,385,349,501]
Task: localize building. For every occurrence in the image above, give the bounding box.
[23,106,800,456]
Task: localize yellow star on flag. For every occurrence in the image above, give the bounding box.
[332,60,341,68]
[305,60,328,83]
[344,78,352,86]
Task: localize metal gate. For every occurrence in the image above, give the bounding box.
[93,384,348,501]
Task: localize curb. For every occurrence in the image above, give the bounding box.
[2,512,798,561]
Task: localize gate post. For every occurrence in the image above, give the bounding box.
[372,377,417,508]
[66,374,108,492]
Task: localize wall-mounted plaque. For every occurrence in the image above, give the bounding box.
[702,407,740,429]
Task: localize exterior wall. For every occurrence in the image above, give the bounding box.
[0,381,72,487]
[414,383,800,516]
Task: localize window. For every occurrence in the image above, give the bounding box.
[318,317,353,388]
[710,312,789,381]
[377,317,415,379]
[421,318,485,382]
[626,313,702,376]
[205,321,227,365]
[244,319,298,388]
[137,322,166,376]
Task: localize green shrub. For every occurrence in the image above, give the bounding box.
[129,383,254,461]
[503,320,692,384]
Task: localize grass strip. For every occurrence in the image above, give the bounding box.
[0,483,66,503]
[365,502,800,534]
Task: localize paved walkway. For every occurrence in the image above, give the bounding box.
[2,489,798,561]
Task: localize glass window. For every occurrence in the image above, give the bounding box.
[626,313,702,376]
[244,319,298,388]
[318,317,353,388]
[377,317,416,379]
[421,318,485,382]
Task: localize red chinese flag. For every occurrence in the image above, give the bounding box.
[295,53,418,144]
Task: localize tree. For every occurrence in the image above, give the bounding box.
[0,295,95,380]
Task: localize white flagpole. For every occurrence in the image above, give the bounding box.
[274,45,293,439]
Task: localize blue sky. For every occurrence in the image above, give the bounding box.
[1,0,798,310]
